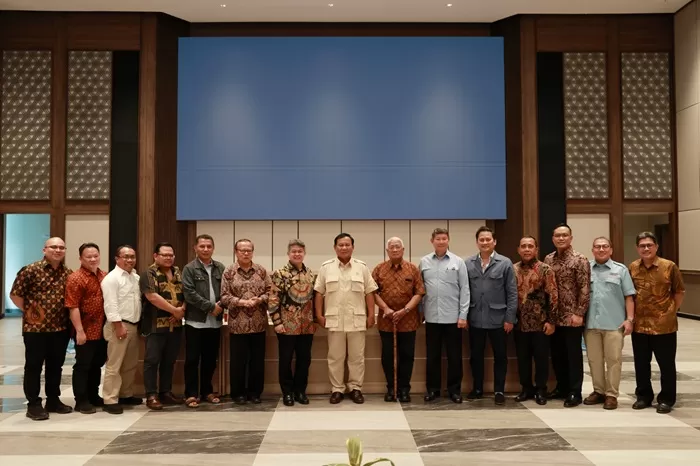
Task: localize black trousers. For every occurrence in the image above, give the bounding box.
[184,325,221,398]
[72,338,107,404]
[632,331,677,406]
[469,326,508,393]
[143,329,182,396]
[23,330,70,406]
[379,330,417,393]
[514,330,549,391]
[230,332,266,398]
[277,333,313,395]
[425,323,463,395]
[550,325,584,397]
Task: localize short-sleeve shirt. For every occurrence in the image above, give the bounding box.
[371,259,425,333]
[587,259,636,331]
[140,263,185,333]
[314,258,378,332]
[64,266,107,340]
[268,262,316,335]
[11,259,72,333]
[220,262,272,334]
[629,257,685,335]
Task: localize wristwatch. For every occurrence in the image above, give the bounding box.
[626,317,635,323]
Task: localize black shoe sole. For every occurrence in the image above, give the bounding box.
[102,406,123,415]
[26,412,49,421]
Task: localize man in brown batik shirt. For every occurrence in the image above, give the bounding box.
[372,237,425,403]
[544,224,590,407]
[629,231,685,414]
[10,237,73,420]
[513,236,558,405]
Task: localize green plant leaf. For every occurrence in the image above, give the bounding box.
[362,459,396,466]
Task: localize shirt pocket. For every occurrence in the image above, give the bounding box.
[326,278,340,294]
[325,315,339,328]
[604,275,621,286]
[443,267,459,284]
[351,276,365,294]
[488,303,507,326]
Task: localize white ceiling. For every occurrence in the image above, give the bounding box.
[0,0,689,22]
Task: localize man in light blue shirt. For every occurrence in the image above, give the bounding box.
[583,236,635,410]
[420,228,470,403]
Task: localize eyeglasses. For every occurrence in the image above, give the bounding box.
[237,249,253,254]
[46,245,66,251]
[119,255,136,260]
[637,243,656,250]
[593,245,611,250]
[157,253,175,258]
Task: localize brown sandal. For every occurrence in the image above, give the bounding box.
[206,393,221,404]
[185,396,200,408]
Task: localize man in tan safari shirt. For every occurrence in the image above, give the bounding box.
[315,233,378,405]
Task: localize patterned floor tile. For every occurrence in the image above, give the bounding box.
[405,409,548,429]
[580,450,700,465]
[421,451,594,465]
[127,411,274,431]
[99,430,265,455]
[257,429,417,454]
[0,431,120,455]
[268,410,410,431]
[88,454,256,465]
[412,428,575,452]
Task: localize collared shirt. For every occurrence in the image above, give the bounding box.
[220,262,271,334]
[587,259,636,331]
[140,263,185,333]
[466,252,518,329]
[64,266,107,340]
[514,259,558,332]
[314,258,378,332]
[372,259,426,332]
[187,258,222,329]
[11,259,72,333]
[629,257,685,335]
[480,251,495,272]
[419,250,470,324]
[269,262,316,335]
[101,265,141,323]
[544,247,591,326]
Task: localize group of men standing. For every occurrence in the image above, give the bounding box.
[10,223,684,420]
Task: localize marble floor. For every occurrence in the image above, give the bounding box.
[2,318,700,465]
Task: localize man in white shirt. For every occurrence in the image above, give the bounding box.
[101,245,142,414]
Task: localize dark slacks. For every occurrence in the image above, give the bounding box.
[469,326,508,393]
[72,338,107,404]
[277,333,314,395]
[632,331,677,406]
[550,325,585,397]
[514,329,550,391]
[143,329,182,396]
[184,325,221,398]
[379,330,417,393]
[425,322,463,395]
[23,330,70,406]
[230,331,266,398]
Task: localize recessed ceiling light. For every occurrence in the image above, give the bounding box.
[446,3,453,6]
[328,3,334,6]
[220,4,226,7]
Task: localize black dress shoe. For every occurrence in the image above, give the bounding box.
[494,393,506,406]
[423,391,440,402]
[102,403,124,415]
[233,396,247,405]
[76,401,97,414]
[26,404,49,421]
[283,393,294,406]
[547,389,567,400]
[466,390,483,400]
[633,399,651,410]
[384,391,396,402]
[534,391,547,406]
[564,394,582,408]
[449,393,463,404]
[349,389,365,404]
[46,399,73,414]
[398,390,411,403]
[118,396,143,406]
[249,396,262,404]
[656,402,672,414]
[89,396,105,407]
[294,392,310,405]
[515,390,534,402]
[330,392,344,404]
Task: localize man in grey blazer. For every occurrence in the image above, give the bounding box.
[465,226,518,405]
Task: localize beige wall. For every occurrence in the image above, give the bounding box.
[64,214,110,271]
[566,214,611,261]
[196,220,486,271]
[676,1,700,271]
[622,214,670,266]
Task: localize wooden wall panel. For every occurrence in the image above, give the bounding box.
[536,16,608,52]
[190,22,491,37]
[0,12,58,49]
[50,17,68,240]
[607,20,625,263]
[66,13,141,50]
[619,15,674,52]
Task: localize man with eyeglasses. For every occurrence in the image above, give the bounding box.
[629,231,685,414]
[140,242,186,410]
[101,245,142,414]
[583,237,635,410]
[544,224,590,407]
[10,237,73,420]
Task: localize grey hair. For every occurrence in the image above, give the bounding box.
[287,239,306,252]
[386,237,404,248]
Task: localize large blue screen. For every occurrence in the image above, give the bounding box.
[177,37,506,220]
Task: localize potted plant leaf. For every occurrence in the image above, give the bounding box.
[323,437,396,466]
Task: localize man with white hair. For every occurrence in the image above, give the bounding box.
[372,237,425,402]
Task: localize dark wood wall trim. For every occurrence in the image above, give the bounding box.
[0,214,5,318]
[190,22,492,36]
[521,17,539,239]
[65,201,110,215]
[50,16,68,240]
[607,19,624,263]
